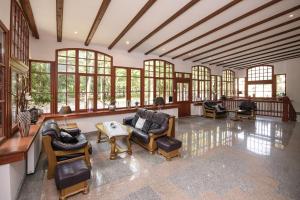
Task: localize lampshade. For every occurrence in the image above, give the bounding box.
[154,97,165,106]
[59,105,72,114]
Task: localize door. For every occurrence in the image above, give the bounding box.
[175,73,191,117]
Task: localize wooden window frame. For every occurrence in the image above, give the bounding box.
[222,69,235,97]
[143,59,175,105]
[246,65,275,98]
[192,65,211,101]
[55,48,113,113]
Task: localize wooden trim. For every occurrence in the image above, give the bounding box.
[216,42,300,66]
[181,11,300,61]
[222,48,300,68]
[144,0,242,55]
[230,54,300,69]
[109,0,157,49]
[56,0,64,42]
[84,0,111,46]
[128,0,200,52]
[19,0,39,39]
[159,0,281,57]
[200,28,300,63]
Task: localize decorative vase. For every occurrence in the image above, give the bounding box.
[108,104,116,111]
[17,111,31,137]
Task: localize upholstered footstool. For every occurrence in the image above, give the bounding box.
[55,159,91,200]
[157,136,182,161]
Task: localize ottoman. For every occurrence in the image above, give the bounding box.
[55,159,91,200]
[157,136,182,161]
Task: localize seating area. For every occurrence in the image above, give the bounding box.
[1,0,300,200]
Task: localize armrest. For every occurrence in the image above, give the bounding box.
[149,126,167,136]
[123,116,134,125]
[60,128,81,136]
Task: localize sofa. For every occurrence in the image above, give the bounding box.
[203,101,227,119]
[41,120,91,179]
[123,108,175,153]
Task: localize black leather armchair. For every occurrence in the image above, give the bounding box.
[236,101,257,119]
[41,120,91,179]
[203,101,227,119]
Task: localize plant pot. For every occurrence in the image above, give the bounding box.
[17,111,31,137]
[108,105,116,111]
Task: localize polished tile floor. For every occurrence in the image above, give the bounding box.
[18,116,300,200]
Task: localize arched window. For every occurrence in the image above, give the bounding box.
[144,59,174,105]
[247,65,273,98]
[56,48,112,112]
[222,70,235,97]
[192,66,211,101]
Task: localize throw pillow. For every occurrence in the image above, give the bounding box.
[135,117,146,129]
[142,120,152,132]
[60,131,78,143]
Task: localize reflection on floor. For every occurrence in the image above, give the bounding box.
[18,116,299,200]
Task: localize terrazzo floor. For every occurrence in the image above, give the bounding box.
[18,116,300,200]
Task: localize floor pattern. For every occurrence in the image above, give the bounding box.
[18,116,300,200]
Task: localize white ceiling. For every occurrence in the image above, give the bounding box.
[30,0,300,68]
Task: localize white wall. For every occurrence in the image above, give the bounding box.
[0,0,10,29]
[237,57,300,113]
[29,32,236,76]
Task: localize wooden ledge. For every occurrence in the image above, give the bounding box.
[0,105,179,165]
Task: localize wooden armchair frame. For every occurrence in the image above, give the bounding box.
[42,135,91,179]
[203,107,227,119]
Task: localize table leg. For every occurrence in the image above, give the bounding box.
[127,136,132,155]
[97,130,102,143]
[109,137,117,160]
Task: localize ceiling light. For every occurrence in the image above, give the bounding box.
[162,48,165,51]
[125,41,130,45]
[74,31,78,34]
[289,14,294,18]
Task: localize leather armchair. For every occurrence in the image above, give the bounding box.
[203,101,227,119]
[41,120,91,179]
[236,101,257,119]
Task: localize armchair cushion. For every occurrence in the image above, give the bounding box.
[149,127,166,135]
[131,128,149,144]
[149,122,160,130]
[52,133,88,151]
[60,131,78,144]
[60,128,81,137]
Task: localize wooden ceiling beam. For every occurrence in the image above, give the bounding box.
[211,38,300,65]
[56,0,64,42]
[144,0,242,55]
[159,0,281,57]
[128,0,200,52]
[177,5,300,60]
[85,0,111,46]
[229,54,300,69]
[188,16,300,62]
[198,27,300,63]
[19,0,39,39]
[108,0,157,50]
[221,47,300,67]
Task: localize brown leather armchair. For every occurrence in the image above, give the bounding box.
[41,120,91,179]
[203,101,227,119]
[236,101,257,120]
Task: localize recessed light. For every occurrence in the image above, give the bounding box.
[289,14,294,18]
[74,31,78,34]
[125,41,130,45]
[162,48,165,51]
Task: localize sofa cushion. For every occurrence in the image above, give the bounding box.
[149,122,160,130]
[55,159,90,190]
[132,128,150,144]
[135,117,146,129]
[142,120,152,133]
[131,115,139,127]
